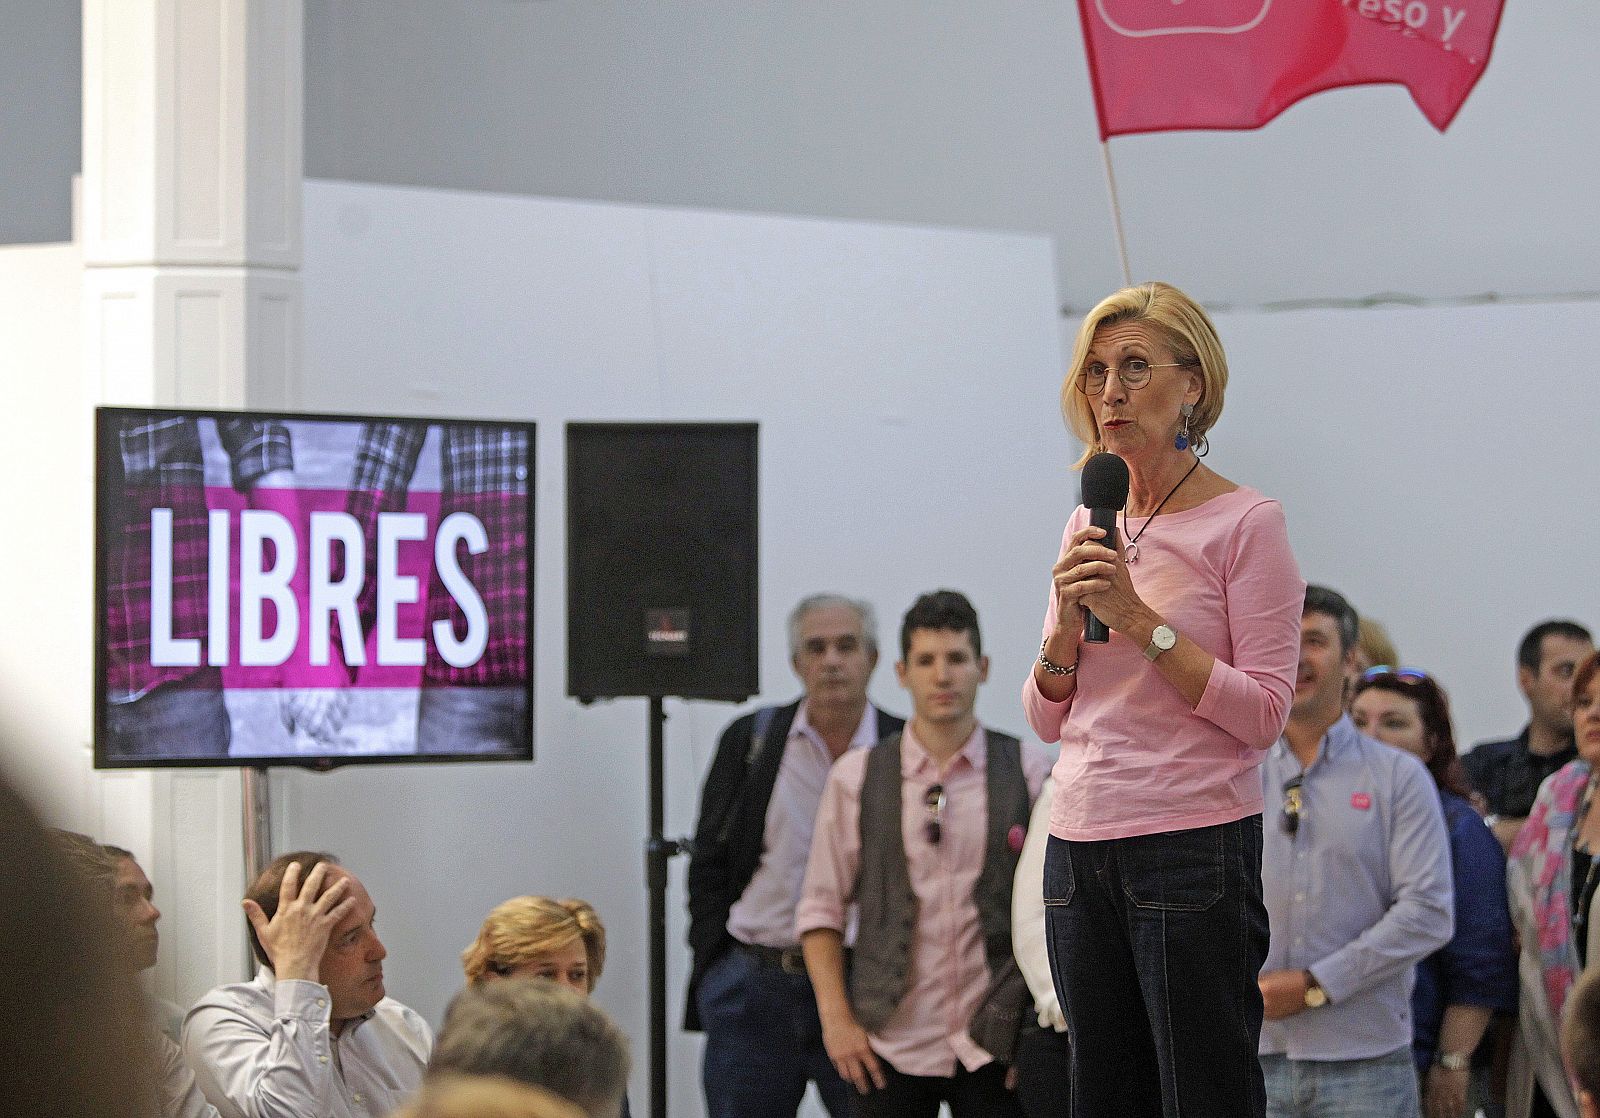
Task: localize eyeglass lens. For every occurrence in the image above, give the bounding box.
[1078,358,1153,394]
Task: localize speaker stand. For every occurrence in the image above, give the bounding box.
[644,696,690,1118]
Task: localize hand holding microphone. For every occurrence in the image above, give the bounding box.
[1079,453,1130,643]
[1050,452,1160,671]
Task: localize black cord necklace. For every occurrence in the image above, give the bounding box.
[1123,457,1201,564]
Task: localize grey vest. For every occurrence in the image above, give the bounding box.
[849,729,1031,1033]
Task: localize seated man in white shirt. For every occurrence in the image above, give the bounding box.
[184,852,432,1118]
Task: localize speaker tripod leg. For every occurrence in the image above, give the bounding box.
[646,697,670,1118]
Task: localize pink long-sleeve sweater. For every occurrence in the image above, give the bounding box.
[1022,486,1305,842]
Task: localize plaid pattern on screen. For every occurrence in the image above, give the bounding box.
[346,423,529,685]
[105,416,293,701]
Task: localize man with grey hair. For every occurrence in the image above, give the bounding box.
[430,980,630,1118]
[687,593,904,1118]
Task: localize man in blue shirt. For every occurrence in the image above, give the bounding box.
[1258,586,1454,1118]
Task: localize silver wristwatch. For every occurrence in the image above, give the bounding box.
[1144,623,1177,662]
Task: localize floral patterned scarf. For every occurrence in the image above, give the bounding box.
[1510,758,1591,1025]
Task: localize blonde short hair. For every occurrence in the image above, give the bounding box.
[462,897,606,990]
[1060,282,1229,470]
[393,1075,586,1118]
[1355,616,1400,672]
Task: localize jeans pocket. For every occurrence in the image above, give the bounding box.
[1119,825,1225,912]
[1043,835,1075,907]
[696,947,750,1026]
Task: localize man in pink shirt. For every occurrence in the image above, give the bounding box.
[799,590,1051,1117]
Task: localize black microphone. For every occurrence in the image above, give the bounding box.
[1080,452,1129,644]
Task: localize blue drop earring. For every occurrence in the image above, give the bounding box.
[1175,403,1194,451]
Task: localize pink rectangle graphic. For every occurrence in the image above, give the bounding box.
[128,486,529,689]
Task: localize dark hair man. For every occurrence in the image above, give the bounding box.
[183,852,431,1118]
[51,832,221,1118]
[430,980,630,1118]
[5,799,152,1118]
[685,594,905,1118]
[100,844,162,973]
[798,590,1051,1116]
[1257,586,1453,1118]
[1464,619,1595,854]
[97,843,193,1041]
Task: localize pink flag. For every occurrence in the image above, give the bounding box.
[1078,0,1506,139]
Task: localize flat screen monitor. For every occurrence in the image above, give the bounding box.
[94,407,535,768]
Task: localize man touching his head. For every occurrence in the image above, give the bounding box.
[184,852,431,1118]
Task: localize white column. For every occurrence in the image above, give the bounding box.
[81,0,304,1009]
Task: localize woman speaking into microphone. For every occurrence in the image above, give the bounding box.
[1023,282,1303,1117]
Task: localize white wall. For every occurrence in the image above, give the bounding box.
[0,241,92,816]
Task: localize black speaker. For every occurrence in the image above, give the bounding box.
[566,423,759,701]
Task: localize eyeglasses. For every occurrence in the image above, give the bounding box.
[1281,775,1304,837]
[1075,358,1188,396]
[1361,665,1431,685]
[924,784,946,845]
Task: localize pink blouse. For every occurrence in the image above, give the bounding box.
[1022,486,1304,841]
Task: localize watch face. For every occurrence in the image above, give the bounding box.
[1154,625,1177,650]
[1303,986,1327,1008]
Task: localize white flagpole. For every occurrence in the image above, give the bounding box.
[1099,141,1134,287]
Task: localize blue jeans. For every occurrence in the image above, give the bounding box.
[1260,1048,1420,1118]
[1044,817,1269,1118]
[1014,1021,1072,1118]
[698,945,850,1118]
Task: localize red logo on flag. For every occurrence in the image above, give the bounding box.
[1077,0,1506,138]
[1351,792,1372,811]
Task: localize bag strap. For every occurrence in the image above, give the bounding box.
[746,704,778,767]
[713,705,781,845]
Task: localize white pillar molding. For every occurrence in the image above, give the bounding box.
[80,0,304,1009]
[84,267,301,406]
[82,0,302,269]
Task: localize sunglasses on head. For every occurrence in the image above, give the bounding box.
[1361,664,1431,685]
[1281,774,1304,837]
[924,783,946,845]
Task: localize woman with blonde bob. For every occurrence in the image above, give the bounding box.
[463,896,607,996]
[1024,282,1304,1118]
[461,899,631,1118]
